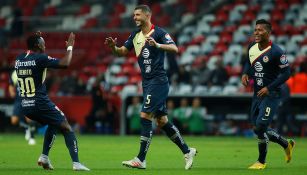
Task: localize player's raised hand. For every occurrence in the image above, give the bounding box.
[241,74,249,87]
[105,37,117,48]
[145,36,157,47]
[66,32,75,47]
[257,87,269,97]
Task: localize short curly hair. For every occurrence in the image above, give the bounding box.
[26,32,42,50]
[256,19,272,32]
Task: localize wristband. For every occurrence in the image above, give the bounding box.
[67,46,73,51]
[156,43,161,48]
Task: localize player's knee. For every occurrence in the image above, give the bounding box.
[155,116,168,128]
[59,121,73,133]
[254,124,267,139]
[140,112,151,120]
[11,116,19,125]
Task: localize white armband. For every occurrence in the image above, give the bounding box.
[156,43,161,49]
[67,46,73,51]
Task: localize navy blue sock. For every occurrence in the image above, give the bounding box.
[162,122,189,154]
[29,122,36,139]
[257,134,268,164]
[266,128,288,149]
[63,131,79,162]
[42,125,57,156]
[137,118,152,162]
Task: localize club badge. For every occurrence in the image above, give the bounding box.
[263,56,269,63]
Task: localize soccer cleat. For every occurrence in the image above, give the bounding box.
[284,139,295,163]
[37,154,54,170]
[122,157,146,169]
[184,148,197,170]
[248,162,266,170]
[73,162,90,171]
[28,138,36,145]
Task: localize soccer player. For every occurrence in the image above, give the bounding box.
[9,70,36,145]
[241,19,295,170]
[105,5,197,170]
[14,31,89,171]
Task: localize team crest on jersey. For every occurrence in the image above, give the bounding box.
[263,56,269,63]
[280,55,288,64]
[254,62,263,72]
[142,48,150,58]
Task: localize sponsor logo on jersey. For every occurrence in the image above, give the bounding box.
[254,62,263,72]
[15,60,36,69]
[145,65,151,73]
[142,48,150,58]
[263,56,269,63]
[21,99,35,107]
[256,78,263,86]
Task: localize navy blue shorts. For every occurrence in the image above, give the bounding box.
[141,83,169,117]
[250,93,281,128]
[12,98,24,118]
[22,101,66,126]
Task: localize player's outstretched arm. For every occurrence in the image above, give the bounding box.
[105,37,129,56]
[59,32,75,68]
[146,36,178,53]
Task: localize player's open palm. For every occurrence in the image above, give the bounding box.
[105,37,117,48]
[66,32,75,47]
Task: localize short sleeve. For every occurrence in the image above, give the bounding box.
[38,54,60,68]
[274,48,289,69]
[124,33,135,51]
[160,29,175,45]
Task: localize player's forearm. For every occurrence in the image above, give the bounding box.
[8,85,16,97]
[112,46,127,56]
[267,67,291,91]
[59,49,73,68]
[156,44,178,53]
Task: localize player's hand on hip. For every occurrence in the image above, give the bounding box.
[66,32,75,47]
[241,74,249,87]
[145,36,157,47]
[105,37,117,48]
[257,87,269,97]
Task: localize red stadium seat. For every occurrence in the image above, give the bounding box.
[127,75,142,85]
[111,85,124,93]
[44,6,57,16]
[126,56,138,64]
[106,17,121,28]
[77,4,90,16]
[0,18,5,27]
[151,3,162,14]
[23,7,33,16]
[82,18,98,29]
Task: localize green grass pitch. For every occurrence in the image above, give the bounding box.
[0,134,306,175]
